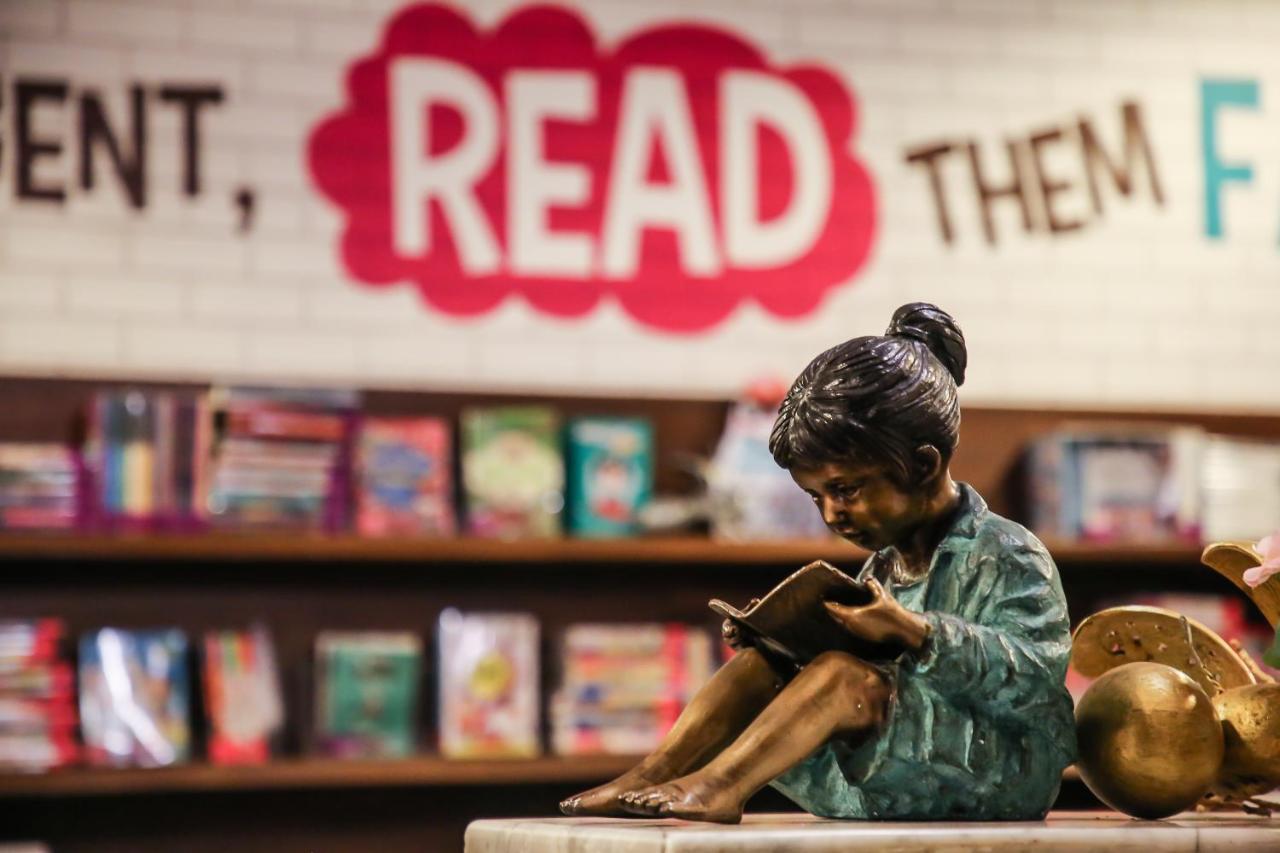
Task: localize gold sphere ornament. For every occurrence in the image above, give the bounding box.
[1075,661,1224,819]
[1213,683,1280,799]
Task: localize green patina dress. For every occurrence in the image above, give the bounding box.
[770,483,1078,820]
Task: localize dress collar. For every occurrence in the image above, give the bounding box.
[872,482,985,586]
[934,482,985,553]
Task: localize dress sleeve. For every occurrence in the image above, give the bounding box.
[900,544,1071,721]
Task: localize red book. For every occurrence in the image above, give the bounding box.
[357,418,455,536]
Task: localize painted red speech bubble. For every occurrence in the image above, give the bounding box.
[307,3,876,333]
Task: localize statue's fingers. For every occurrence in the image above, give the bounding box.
[823,600,860,625]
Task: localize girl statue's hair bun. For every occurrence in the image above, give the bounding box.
[886,302,967,387]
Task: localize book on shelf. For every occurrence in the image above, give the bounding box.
[77,628,191,768]
[202,626,284,766]
[1024,423,1203,544]
[0,620,78,772]
[0,444,79,531]
[84,390,207,530]
[314,630,422,759]
[205,385,359,532]
[356,417,455,537]
[461,407,563,539]
[1200,435,1280,543]
[564,417,653,538]
[437,610,539,759]
[551,622,714,756]
[706,400,832,541]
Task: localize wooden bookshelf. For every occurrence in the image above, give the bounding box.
[0,759,1084,797]
[0,755,642,797]
[0,532,1207,568]
[3,379,1267,852]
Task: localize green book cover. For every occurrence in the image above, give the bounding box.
[462,406,563,539]
[315,632,422,759]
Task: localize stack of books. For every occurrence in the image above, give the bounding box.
[1024,424,1204,544]
[85,391,205,528]
[0,444,78,531]
[551,623,715,756]
[205,386,358,530]
[1200,435,1280,543]
[0,620,77,772]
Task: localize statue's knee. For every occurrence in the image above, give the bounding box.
[806,651,887,725]
[806,650,869,688]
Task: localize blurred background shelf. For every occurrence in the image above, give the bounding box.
[0,379,1270,852]
[0,533,863,564]
[0,532,1206,567]
[0,758,1084,798]
[0,755,644,797]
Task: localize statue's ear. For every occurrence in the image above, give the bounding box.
[912,445,944,485]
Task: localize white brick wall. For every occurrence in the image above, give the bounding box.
[0,0,1277,412]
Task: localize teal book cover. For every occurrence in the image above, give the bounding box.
[565,417,653,538]
[315,631,422,759]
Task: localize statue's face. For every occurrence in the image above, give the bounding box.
[790,460,917,551]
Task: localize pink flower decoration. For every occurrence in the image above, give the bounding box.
[1243,534,1280,588]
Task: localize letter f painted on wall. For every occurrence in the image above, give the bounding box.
[1200,79,1259,239]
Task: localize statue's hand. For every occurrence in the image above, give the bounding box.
[823,579,931,652]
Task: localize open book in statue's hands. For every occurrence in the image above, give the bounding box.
[709,560,901,674]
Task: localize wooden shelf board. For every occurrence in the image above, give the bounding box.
[0,757,1084,798]
[0,533,1206,566]
[0,533,866,564]
[0,754,641,797]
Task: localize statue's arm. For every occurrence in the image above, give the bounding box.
[900,548,1071,719]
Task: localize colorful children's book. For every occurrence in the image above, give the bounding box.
[0,619,79,772]
[551,622,715,756]
[202,626,284,765]
[565,417,652,538]
[437,610,539,758]
[205,385,359,532]
[357,417,455,536]
[0,445,78,531]
[461,407,563,539]
[78,628,191,768]
[314,631,422,759]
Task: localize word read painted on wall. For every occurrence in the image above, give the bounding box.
[307,4,877,332]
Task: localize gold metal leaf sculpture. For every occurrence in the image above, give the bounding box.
[1071,605,1256,697]
[1201,542,1280,629]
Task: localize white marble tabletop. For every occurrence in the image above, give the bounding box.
[465,811,1280,852]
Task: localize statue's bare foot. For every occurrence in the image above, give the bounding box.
[619,773,744,824]
[560,765,667,817]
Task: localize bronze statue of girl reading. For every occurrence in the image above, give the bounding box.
[560,303,1077,824]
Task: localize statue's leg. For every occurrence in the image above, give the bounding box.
[621,650,889,823]
[560,647,783,816]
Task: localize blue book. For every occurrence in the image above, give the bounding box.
[78,628,191,767]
